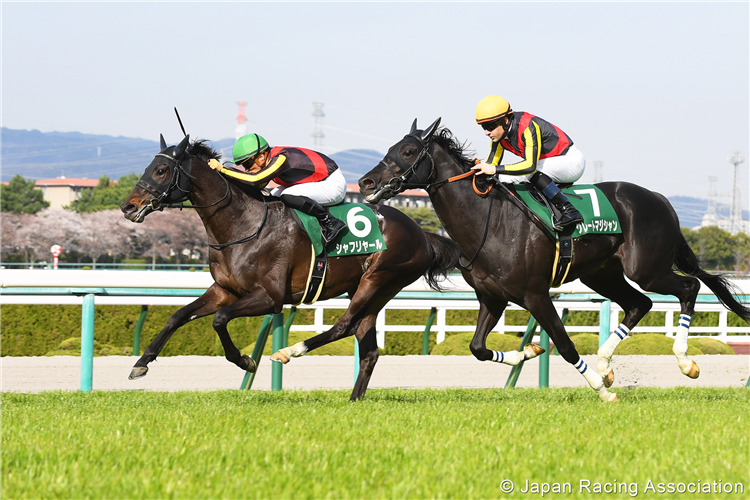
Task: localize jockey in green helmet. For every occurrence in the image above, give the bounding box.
[216,133,346,245]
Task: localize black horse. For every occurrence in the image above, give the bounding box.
[359,118,750,401]
[121,133,460,400]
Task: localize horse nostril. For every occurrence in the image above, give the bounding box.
[362,179,373,188]
[121,203,136,214]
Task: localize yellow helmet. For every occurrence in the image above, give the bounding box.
[475,95,512,124]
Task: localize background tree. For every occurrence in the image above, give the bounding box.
[681,226,734,270]
[69,173,139,213]
[399,206,445,234]
[0,175,49,214]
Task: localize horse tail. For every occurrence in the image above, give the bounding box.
[423,233,461,292]
[674,233,750,322]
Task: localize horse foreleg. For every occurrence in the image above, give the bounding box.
[129,284,237,380]
[469,294,516,362]
[526,295,618,402]
[351,315,379,401]
[212,288,276,372]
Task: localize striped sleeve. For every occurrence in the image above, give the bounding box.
[496,122,541,176]
[219,154,288,186]
[486,141,505,166]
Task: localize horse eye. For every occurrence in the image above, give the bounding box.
[156,167,167,176]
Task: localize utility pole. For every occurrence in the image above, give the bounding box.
[311,102,325,149]
[729,151,745,234]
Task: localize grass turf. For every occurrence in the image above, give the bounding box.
[2,388,747,499]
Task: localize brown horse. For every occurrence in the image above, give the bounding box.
[120,134,460,400]
[359,118,750,402]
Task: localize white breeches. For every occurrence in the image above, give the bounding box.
[497,145,586,185]
[270,168,347,206]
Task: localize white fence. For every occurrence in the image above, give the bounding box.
[2,270,749,348]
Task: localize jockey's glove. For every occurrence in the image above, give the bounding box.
[207,159,224,172]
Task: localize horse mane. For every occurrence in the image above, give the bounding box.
[433,128,475,172]
[188,139,222,162]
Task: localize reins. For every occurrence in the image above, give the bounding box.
[144,151,268,250]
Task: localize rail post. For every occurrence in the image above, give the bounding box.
[422,307,437,355]
[271,312,285,391]
[505,317,538,389]
[132,305,148,356]
[283,306,297,347]
[80,293,95,392]
[598,299,612,348]
[240,315,273,390]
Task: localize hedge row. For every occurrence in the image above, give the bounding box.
[0,305,743,357]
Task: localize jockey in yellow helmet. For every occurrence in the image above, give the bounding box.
[471,95,584,230]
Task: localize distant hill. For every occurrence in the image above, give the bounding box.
[5,127,746,228]
[329,149,384,183]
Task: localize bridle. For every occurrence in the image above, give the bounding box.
[377,120,494,270]
[135,135,268,250]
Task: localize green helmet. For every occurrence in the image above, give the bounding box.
[232,133,270,164]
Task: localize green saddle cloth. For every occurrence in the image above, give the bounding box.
[514,184,621,238]
[293,202,387,256]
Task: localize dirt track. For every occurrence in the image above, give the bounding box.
[2,354,748,393]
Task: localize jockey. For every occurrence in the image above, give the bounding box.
[470,95,584,230]
[211,133,346,244]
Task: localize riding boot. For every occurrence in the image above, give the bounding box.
[530,172,583,230]
[280,194,346,244]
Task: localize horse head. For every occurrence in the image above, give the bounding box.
[359,118,441,203]
[121,134,193,222]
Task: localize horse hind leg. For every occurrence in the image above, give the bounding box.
[581,266,653,387]
[638,273,701,378]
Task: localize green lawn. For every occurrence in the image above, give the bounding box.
[2,388,748,499]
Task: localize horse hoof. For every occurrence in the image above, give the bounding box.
[599,390,619,403]
[603,369,615,388]
[523,344,545,360]
[128,366,148,380]
[686,361,700,379]
[270,350,290,364]
[242,355,257,373]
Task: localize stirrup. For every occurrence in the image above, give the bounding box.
[321,218,346,244]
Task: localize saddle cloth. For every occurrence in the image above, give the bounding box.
[292,202,387,257]
[513,184,622,237]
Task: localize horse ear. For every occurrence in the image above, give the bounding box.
[160,134,167,151]
[174,134,190,158]
[421,118,441,141]
[410,118,418,134]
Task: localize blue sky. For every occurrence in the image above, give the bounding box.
[2,2,748,205]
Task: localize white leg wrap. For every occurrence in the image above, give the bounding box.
[490,350,525,366]
[673,314,693,374]
[598,324,629,376]
[575,358,617,402]
[271,341,308,364]
[287,342,308,357]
